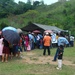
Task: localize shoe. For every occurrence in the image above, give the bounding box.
[52,60,56,62]
[56,67,59,70]
[56,67,62,70]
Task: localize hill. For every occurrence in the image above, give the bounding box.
[0,0,75,36]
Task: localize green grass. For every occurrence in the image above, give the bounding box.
[0,46,75,75]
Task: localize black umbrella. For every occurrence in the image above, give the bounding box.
[2,30,20,44]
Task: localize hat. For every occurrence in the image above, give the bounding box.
[46,32,49,35]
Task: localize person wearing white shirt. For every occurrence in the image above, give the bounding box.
[69,35,74,47]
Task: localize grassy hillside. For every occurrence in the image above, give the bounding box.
[0,0,75,35]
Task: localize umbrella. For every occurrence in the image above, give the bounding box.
[44,30,53,35]
[2,30,20,44]
[33,30,41,33]
[17,28,23,34]
[2,26,17,32]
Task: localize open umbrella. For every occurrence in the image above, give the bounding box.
[2,26,17,32]
[17,28,23,34]
[33,30,41,33]
[2,30,20,44]
[44,30,53,35]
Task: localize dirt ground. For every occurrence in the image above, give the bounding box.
[20,52,75,66]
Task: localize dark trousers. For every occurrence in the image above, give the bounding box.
[43,46,50,55]
[70,41,74,47]
[53,46,64,61]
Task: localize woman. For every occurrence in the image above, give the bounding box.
[2,38,10,62]
[24,34,30,51]
[0,35,4,59]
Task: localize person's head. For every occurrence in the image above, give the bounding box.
[45,32,49,36]
[60,31,65,37]
[28,32,31,34]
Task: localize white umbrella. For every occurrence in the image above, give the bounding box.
[17,28,23,34]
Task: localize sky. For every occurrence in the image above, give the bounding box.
[14,0,58,5]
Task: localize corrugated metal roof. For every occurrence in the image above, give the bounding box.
[33,23,64,32]
[21,22,64,33]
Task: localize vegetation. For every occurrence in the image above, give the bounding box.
[0,0,75,36]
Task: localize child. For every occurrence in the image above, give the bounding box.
[2,38,10,62]
[56,45,64,70]
[12,43,21,57]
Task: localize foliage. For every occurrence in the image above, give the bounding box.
[0,22,8,30]
[0,0,75,36]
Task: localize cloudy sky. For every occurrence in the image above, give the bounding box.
[14,0,58,5]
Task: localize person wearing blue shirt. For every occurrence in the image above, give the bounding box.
[28,32,34,50]
[52,31,69,61]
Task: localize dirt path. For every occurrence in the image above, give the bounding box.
[21,52,75,66]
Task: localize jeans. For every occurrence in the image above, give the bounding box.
[53,47,59,61]
[53,46,64,61]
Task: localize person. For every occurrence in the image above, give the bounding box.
[69,35,74,47]
[2,38,10,62]
[43,32,51,55]
[28,32,34,50]
[24,34,30,51]
[12,39,22,57]
[52,31,69,61]
[36,34,40,48]
[56,45,64,70]
[51,32,57,47]
[21,34,26,51]
[0,35,3,59]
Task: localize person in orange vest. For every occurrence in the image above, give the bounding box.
[43,32,51,55]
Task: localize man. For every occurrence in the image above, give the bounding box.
[69,35,74,47]
[52,31,69,61]
[43,32,51,55]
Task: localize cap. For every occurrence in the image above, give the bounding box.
[46,32,49,35]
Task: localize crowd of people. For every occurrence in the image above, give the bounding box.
[0,31,44,62]
[0,30,74,70]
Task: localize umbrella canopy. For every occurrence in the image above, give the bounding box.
[44,30,53,35]
[33,30,41,33]
[17,28,23,34]
[2,30,20,44]
[2,26,17,32]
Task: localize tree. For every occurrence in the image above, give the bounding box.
[23,10,39,19]
[0,0,17,17]
[40,0,44,5]
[0,22,8,30]
[27,0,31,5]
[33,1,40,8]
[14,1,26,14]
[58,0,66,2]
